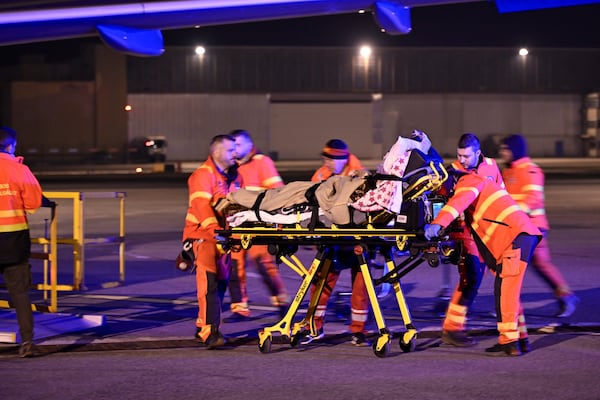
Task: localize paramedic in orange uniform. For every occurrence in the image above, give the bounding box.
[224,130,289,321]
[425,168,542,356]
[182,134,241,349]
[0,126,43,358]
[302,139,371,346]
[499,134,578,318]
[439,133,504,348]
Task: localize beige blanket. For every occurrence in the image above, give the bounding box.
[223,170,369,225]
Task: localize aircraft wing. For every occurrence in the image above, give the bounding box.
[0,0,598,56]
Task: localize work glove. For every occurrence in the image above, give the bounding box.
[176,239,195,272]
[204,224,222,244]
[41,195,57,208]
[424,223,442,240]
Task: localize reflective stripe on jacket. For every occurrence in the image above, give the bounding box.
[183,157,242,241]
[432,170,541,263]
[450,157,504,188]
[237,149,283,190]
[446,156,504,255]
[0,152,42,264]
[311,153,364,182]
[501,157,549,230]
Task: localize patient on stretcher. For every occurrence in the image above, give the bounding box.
[217,130,447,229]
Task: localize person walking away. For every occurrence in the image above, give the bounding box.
[425,168,542,356]
[302,139,371,346]
[0,126,43,358]
[182,134,241,349]
[224,129,289,321]
[499,134,579,317]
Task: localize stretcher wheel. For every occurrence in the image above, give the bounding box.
[425,253,440,268]
[258,336,272,354]
[399,336,417,352]
[372,337,390,358]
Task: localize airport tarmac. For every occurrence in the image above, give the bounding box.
[1,165,600,400]
[1,163,599,353]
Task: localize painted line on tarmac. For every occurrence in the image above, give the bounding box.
[72,294,196,306]
[65,294,303,313]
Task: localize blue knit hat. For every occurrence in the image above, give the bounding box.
[321,139,349,159]
[502,134,528,160]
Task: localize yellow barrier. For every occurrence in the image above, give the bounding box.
[1,192,124,315]
[42,191,126,291]
[31,202,59,312]
[0,203,59,313]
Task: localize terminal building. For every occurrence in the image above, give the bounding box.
[1,43,599,164]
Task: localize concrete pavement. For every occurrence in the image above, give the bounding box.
[1,165,599,358]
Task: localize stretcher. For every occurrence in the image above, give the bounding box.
[218,139,457,357]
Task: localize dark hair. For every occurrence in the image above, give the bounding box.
[229,129,251,141]
[0,126,17,149]
[209,134,234,152]
[457,133,480,151]
[502,134,528,160]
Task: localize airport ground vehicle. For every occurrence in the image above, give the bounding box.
[128,136,167,162]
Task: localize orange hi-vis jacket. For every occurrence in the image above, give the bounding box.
[237,148,283,190]
[0,152,42,265]
[183,156,242,242]
[501,156,549,231]
[230,148,286,310]
[452,157,504,187]
[442,156,504,255]
[432,170,541,264]
[311,153,364,182]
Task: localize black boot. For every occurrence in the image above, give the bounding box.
[205,325,225,349]
[485,341,521,357]
[441,331,477,347]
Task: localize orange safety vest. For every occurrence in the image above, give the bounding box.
[441,156,504,255]
[311,153,364,182]
[501,157,549,231]
[237,148,283,190]
[182,157,242,241]
[432,170,541,263]
[451,157,504,186]
[0,152,42,264]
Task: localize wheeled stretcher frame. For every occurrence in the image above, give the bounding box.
[217,225,455,358]
[217,149,453,357]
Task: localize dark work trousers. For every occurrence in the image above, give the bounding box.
[228,257,244,304]
[457,253,486,307]
[206,271,222,327]
[1,261,33,343]
[442,252,487,332]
